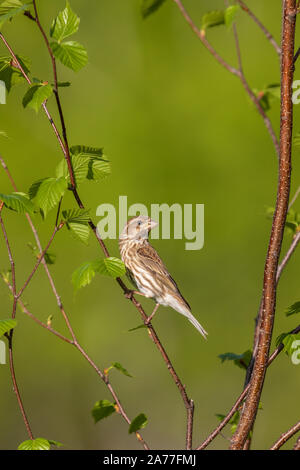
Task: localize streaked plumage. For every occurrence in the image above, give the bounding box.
[119,216,207,339]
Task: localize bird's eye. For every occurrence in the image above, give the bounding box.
[137,221,142,226]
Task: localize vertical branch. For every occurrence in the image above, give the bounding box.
[231,0,297,449]
[0,213,34,440]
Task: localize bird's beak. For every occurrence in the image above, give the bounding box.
[143,219,158,232]
[150,219,158,229]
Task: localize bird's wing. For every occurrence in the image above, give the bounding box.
[136,244,191,310]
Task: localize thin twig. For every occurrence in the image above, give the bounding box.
[172,0,280,158]
[2,15,196,447]
[0,214,34,440]
[237,1,281,56]
[0,157,149,450]
[270,420,300,450]
[16,224,62,299]
[196,323,300,450]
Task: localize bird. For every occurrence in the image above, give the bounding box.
[119,215,207,338]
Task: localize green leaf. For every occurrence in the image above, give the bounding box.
[50,1,80,42]
[62,208,90,224]
[224,5,240,29]
[22,83,53,113]
[129,413,148,434]
[50,41,88,72]
[56,154,90,185]
[94,257,126,278]
[276,333,300,356]
[141,0,166,18]
[87,158,111,181]
[18,438,50,450]
[254,84,280,112]
[0,0,31,29]
[70,145,103,158]
[286,302,300,317]
[0,318,17,337]
[218,350,252,370]
[71,260,98,290]
[0,191,35,214]
[62,209,90,244]
[30,177,67,218]
[47,440,63,448]
[202,10,225,30]
[111,362,133,378]
[72,257,125,290]
[68,146,110,181]
[0,55,30,92]
[27,242,56,265]
[92,400,116,423]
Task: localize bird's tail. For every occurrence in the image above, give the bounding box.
[184,311,208,339]
[177,303,208,339]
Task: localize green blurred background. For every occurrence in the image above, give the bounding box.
[0,0,299,450]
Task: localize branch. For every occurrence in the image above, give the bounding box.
[16,224,62,299]
[196,323,300,449]
[0,213,34,440]
[0,157,149,450]
[0,23,196,447]
[237,0,281,56]
[231,0,297,449]
[172,0,280,158]
[270,420,300,450]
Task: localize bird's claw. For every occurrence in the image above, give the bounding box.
[124,289,134,300]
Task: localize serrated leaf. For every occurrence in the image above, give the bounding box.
[0,318,17,337]
[111,362,133,378]
[56,154,89,185]
[224,5,240,29]
[129,413,148,434]
[62,208,90,224]
[141,0,166,18]
[202,10,225,30]
[286,302,300,317]
[94,257,126,278]
[87,158,111,181]
[68,146,110,181]
[50,41,88,72]
[22,83,53,113]
[31,177,67,218]
[0,0,31,29]
[92,400,116,423]
[218,350,252,369]
[70,145,103,158]
[71,260,98,290]
[0,191,35,214]
[18,438,50,450]
[62,209,90,244]
[50,1,80,42]
[67,222,90,244]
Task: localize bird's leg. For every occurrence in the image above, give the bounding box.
[124,289,148,300]
[145,303,160,325]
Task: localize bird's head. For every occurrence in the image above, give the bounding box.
[120,216,158,241]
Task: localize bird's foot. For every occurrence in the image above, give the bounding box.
[124,289,134,300]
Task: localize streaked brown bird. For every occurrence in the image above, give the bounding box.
[119,215,207,338]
